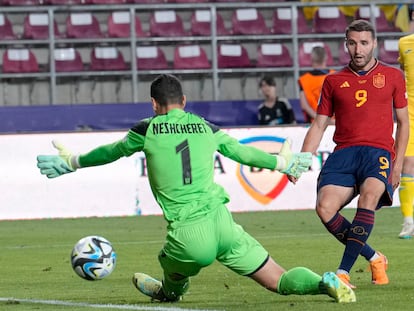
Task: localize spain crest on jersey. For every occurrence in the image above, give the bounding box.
[373,73,385,89]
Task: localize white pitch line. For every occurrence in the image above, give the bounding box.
[0,298,224,311]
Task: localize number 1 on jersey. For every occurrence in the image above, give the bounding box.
[176,139,192,185]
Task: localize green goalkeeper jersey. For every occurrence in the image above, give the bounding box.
[78,108,277,223]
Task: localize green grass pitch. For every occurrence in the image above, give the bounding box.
[1,207,413,311]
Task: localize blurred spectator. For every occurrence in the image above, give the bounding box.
[300,0,397,24]
[298,46,334,123]
[395,4,414,32]
[257,76,296,126]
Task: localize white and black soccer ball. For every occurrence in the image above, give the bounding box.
[71,235,117,281]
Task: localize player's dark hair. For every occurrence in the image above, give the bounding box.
[150,74,184,107]
[259,75,276,88]
[345,19,376,39]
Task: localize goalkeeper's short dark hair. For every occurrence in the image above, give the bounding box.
[151,74,184,107]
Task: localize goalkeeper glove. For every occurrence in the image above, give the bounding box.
[276,140,312,179]
[37,140,80,179]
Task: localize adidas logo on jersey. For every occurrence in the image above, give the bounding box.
[340,81,350,88]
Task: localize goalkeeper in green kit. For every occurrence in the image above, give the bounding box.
[37,74,355,303]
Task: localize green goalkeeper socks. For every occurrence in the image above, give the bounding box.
[278,267,325,295]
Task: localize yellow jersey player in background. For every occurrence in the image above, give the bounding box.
[398,33,414,238]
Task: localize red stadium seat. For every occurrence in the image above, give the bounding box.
[2,48,39,73]
[136,46,169,70]
[215,0,247,2]
[0,13,16,40]
[299,41,334,67]
[231,8,270,35]
[191,10,229,36]
[218,44,251,68]
[89,0,128,3]
[66,13,103,39]
[23,13,60,40]
[175,0,209,2]
[107,11,147,38]
[45,0,83,4]
[149,10,187,37]
[174,45,210,69]
[90,46,128,71]
[378,39,399,65]
[54,48,84,72]
[2,0,41,5]
[256,43,293,68]
[272,7,310,34]
[131,0,165,3]
[312,7,347,33]
[355,6,398,33]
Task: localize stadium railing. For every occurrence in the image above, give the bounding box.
[0,0,411,106]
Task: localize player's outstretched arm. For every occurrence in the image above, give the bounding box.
[276,140,312,179]
[37,140,79,179]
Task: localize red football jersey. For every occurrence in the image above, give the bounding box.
[317,60,407,157]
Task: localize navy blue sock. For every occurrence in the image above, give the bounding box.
[338,208,375,272]
[324,212,375,261]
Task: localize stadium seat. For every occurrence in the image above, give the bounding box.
[0,13,16,40]
[54,48,84,72]
[215,0,248,2]
[312,7,347,33]
[2,0,41,5]
[174,45,210,69]
[378,39,399,64]
[131,0,165,3]
[175,0,209,2]
[218,44,251,68]
[256,43,293,68]
[355,6,398,33]
[299,41,334,67]
[272,7,311,34]
[136,46,169,70]
[191,10,229,36]
[23,13,60,39]
[149,10,187,37]
[89,0,128,3]
[2,48,39,73]
[90,46,128,71]
[231,8,270,35]
[107,11,147,38]
[45,0,82,4]
[66,13,103,39]
[338,41,350,65]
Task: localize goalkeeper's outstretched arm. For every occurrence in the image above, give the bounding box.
[37,139,126,179]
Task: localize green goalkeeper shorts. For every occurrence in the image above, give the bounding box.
[159,204,268,277]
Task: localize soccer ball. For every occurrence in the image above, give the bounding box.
[70,235,117,281]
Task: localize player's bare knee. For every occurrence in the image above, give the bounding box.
[316,202,336,222]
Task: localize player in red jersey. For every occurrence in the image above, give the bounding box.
[290,20,409,289]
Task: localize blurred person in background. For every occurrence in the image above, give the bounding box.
[395,3,414,32]
[298,46,334,123]
[257,75,296,126]
[397,32,414,238]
